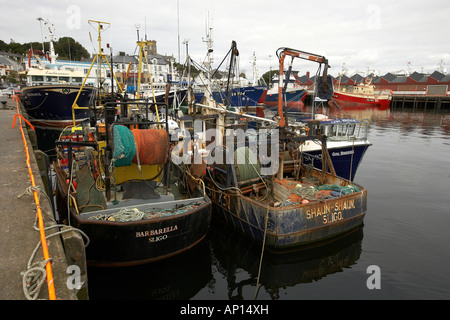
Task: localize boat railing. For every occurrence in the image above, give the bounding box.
[98,98,171,125]
[290,114,370,143]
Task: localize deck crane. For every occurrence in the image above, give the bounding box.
[276,48,331,126]
[27,49,52,68]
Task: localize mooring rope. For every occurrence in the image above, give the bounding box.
[349,137,355,181]
[254,206,269,300]
[13,132,90,300]
[20,207,90,300]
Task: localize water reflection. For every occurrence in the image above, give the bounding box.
[85,104,450,300]
[207,220,364,300]
[314,104,450,140]
[87,238,212,300]
[86,217,364,300]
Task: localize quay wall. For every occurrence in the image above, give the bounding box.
[390,94,450,112]
[0,96,84,300]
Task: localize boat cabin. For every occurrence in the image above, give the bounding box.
[24,68,85,86]
[296,116,369,141]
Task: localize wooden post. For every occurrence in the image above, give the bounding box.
[61,226,88,299]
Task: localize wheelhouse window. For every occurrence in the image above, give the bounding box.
[331,124,348,137]
[46,76,58,82]
[31,75,44,82]
[347,123,355,136]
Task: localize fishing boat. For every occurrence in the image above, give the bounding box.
[331,77,391,109]
[139,81,188,108]
[53,99,212,267]
[20,20,97,130]
[20,71,96,129]
[186,47,367,250]
[262,73,307,111]
[291,114,372,181]
[52,20,212,267]
[194,85,266,108]
[205,133,367,251]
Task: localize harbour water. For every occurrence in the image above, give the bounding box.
[86,105,450,300]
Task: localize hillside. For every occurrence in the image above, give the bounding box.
[0,37,89,61]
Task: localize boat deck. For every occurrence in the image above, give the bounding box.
[238,175,363,209]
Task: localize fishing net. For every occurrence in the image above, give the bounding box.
[113,125,136,167]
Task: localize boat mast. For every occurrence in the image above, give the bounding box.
[70,20,124,126]
[202,17,214,101]
[225,40,239,108]
[252,52,259,86]
[44,20,58,68]
[136,39,161,125]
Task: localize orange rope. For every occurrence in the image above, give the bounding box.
[12,95,56,300]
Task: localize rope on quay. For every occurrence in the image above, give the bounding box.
[21,213,90,300]
[12,94,56,300]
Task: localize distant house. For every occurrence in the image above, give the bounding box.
[372,70,449,93]
[335,74,351,87]
[0,56,10,78]
[350,74,364,84]
[109,49,177,92]
[408,71,426,82]
[0,52,24,81]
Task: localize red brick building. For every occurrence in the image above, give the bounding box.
[295,71,450,95]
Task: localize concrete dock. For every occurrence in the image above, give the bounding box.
[0,97,79,300]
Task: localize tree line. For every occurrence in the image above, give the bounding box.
[0,37,90,61]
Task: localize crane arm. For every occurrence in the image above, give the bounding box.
[28,49,52,68]
[276,47,330,126]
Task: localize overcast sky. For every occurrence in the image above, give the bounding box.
[1,0,449,78]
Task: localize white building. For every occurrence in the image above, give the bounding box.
[23,45,179,93]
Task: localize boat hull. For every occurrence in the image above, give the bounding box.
[194,86,266,107]
[263,88,306,111]
[301,142,371,181]
[141,88,188,106]
[21,85,96,129]
[69,197,212,267]
[210,187,367,251]
[332,91,390,109]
